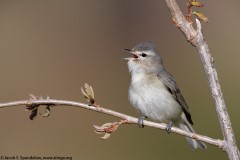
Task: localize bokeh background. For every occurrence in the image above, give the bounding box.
[0,0,239,159]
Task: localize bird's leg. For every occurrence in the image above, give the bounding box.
[166,121,173,134]
[138,116,148,128]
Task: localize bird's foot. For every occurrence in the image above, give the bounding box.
[138,116,148,128]
[166,121,173,134]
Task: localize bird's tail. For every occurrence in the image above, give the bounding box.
[179,121,207,149]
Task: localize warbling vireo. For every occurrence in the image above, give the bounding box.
[124,42,206,149]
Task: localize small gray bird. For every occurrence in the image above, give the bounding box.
[124,42,206,149]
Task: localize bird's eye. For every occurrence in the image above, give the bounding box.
[141,53,147,57]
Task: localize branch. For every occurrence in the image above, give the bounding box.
[0,98,223,148]
[164,0,239,159]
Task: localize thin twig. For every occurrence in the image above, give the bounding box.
[0,99,223,148]
[164,0,239,159]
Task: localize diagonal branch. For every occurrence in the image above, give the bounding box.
[164,0,239,159]
[0,99,223,148]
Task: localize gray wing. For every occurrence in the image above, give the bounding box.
[158,71,193,125]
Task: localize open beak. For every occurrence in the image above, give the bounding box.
[123,48,132,52]
[123,48,138,60]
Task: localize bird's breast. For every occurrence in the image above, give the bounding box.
[129,73,182,123]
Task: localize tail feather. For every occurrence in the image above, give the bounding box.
[179,122,207,149]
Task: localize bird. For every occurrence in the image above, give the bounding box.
[124,42,206,149]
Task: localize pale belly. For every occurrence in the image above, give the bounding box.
[129,79,183,124]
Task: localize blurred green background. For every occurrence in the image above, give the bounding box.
[0,0,239,159]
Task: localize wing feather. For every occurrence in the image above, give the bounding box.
[158,72,193,125]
